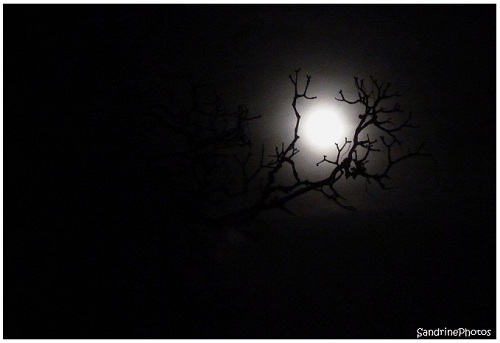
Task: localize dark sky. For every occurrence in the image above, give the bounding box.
[6,5,495,214]
[5,4,496,338]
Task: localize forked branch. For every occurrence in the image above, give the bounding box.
[153,71,427,223]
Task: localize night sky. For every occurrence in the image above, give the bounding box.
[5,5,496,338]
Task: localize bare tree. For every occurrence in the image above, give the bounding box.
[154,69,427,226]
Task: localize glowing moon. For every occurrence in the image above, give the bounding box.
[302,104,348,150]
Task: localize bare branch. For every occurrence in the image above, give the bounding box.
[250,73,428,214]
[151,70,427,223]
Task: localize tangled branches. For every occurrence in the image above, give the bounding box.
[154,69,428,222]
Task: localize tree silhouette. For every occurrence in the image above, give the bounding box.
[154,69,427,227]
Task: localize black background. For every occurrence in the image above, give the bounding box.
[4,5,496,338]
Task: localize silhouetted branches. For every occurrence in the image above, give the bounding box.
[153,70,427,223]
[152,87,262,211]
[332,75,428,190]
[238,71,428,216]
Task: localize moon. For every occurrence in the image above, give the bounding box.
[301,104,348,151]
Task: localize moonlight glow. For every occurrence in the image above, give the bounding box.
[302,104,348,151]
